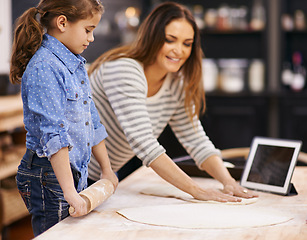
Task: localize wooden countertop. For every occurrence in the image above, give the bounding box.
[35,166,307,240]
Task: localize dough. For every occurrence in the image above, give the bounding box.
[117,203,292,229]
[140,184,258,205]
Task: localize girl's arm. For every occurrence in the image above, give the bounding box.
[50,147,87,217]
[92,140,118,189]
[149,153,243,202]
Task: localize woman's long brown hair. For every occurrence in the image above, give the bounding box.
[88,2,205,122]
[10,0,104,84]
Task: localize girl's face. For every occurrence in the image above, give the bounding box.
[155,18,194,74]
[60,12,102,54]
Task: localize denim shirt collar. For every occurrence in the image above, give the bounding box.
[41,34,86,73]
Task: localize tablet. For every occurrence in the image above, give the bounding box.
[240,136,302,195]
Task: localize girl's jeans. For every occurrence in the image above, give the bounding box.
[16,149,79,236]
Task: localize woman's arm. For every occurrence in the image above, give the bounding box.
[50,147,87,217]
[92,140,119,189]
[149,153,243,202]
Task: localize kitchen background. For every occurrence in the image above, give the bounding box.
[2,0,307,153]
[0,0,307,238]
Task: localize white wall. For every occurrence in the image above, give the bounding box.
[0,0,12,74]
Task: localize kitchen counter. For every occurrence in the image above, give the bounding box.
[35,166,307,240]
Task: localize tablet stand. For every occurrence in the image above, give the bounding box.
[286,183,298,196]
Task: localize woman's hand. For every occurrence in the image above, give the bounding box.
[150,153,245,203]
[191,187,243,203]
[200,155,258,199]
[222,180,258,199]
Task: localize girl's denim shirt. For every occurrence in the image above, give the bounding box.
[21,34,107,191]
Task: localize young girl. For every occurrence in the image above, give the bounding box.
[88,2,258,202]
[10,0,118,236]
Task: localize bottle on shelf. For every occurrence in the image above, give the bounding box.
[291,51,306,91]
[193,5,205,30]
[248,59,265,93]
[281,62,294,88]
[202,59,218,92]
[250,0,266,30]
[294,10,306,31]
[217,4,231,30]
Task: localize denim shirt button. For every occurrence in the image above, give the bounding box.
[83,101,87,105]
[75,93,78,98]
[60,123,64,128]
[85,121,89,126]
[81,80,85,84]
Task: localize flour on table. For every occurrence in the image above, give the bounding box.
[117,203,292,229]
[140,184,258,205]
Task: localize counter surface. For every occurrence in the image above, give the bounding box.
[36,166,307,240]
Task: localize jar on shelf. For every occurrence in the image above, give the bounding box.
[218,59,248,93]
[204,8,217,29]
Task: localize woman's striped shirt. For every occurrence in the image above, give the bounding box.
[88,58,220,180]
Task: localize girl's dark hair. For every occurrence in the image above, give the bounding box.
[88,2,205,121]
[10,0,104,84]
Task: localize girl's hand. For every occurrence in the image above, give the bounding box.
[101,169,119,190]
[65,191,88,217]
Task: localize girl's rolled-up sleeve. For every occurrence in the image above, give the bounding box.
[25,62,73,158]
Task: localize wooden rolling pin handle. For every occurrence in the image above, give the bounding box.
[69,179,114,215]
[69,205,75,215]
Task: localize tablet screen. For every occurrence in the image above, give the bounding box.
[247,144,294,187]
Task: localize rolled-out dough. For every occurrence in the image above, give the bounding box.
[117,203,292,229]
[140,184,258,205]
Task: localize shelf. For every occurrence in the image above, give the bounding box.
[0,93,27,232]
[0,145,25,181]
[1,187,29,226]
[0,94,23,132]
[202,29,264,35]
[283,30,307,34]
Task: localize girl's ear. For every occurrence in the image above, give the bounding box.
[56,15,68,32]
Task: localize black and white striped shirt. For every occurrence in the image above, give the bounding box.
[88,58,220,180]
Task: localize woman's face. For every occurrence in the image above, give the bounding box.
[155,18,194,74]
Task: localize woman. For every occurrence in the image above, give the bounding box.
[88,2,257,202]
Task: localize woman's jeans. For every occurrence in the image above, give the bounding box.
[16,149,79,236]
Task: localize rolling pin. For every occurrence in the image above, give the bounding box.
[69,179,114,215]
